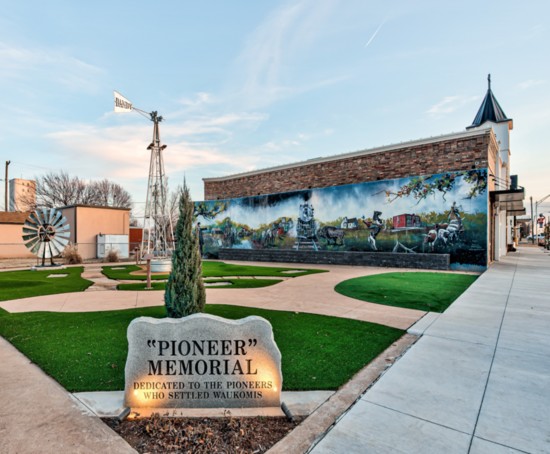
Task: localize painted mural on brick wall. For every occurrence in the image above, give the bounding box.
[194,169,488,270]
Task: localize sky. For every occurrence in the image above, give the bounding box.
[1,0,550,218]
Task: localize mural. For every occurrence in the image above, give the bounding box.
[195,169,488,270]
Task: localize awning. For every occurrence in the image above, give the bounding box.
[490,188,526,215]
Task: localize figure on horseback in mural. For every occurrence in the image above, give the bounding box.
[424,201,464,251]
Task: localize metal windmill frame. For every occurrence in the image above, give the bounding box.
[113,91,174,259]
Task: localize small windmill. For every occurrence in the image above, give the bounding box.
[114,91,174,260]
[22,208,70,266]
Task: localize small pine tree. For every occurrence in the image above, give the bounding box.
[164,183,206,317]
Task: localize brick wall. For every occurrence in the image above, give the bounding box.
[218,249,450,270]
[204,129,495,200]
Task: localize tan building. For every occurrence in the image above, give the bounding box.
[0,212,34,258]
[9,179,36,212]
[1,205,131,260]
[59,205,131,260]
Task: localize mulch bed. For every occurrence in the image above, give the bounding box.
[103,414,301,453]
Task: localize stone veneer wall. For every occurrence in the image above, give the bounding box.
[204,129,496,200]
[218,249,450,270]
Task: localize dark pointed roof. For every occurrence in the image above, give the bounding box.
[467,74,512,129]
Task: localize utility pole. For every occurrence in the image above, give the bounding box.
[4,160,10,212]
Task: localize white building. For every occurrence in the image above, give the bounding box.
[9,178,36,212]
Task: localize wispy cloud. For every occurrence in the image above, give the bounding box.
[426,95,479,116]
[231,0,341,107]
[0,41,103,93]
[518,79,545,90]
[44,110,269,183]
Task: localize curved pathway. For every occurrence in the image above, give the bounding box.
[0,261,426,330]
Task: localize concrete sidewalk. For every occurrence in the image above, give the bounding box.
[0,336,136,454]
[311,246,550,453]
[0,262,425,329]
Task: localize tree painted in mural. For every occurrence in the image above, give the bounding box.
[383,170,487,204]
[194,169,489,270]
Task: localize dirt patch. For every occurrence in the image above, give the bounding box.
[104,414,300,453]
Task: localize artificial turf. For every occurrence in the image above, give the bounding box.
[117,278,282,291]
[102,261,326,281]
[0,267,93,302]
[0,305,403,392]
[335,271,478,313]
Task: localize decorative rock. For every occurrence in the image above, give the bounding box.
[124,314,282,409]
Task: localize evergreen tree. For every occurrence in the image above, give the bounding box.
[164,183,206,317]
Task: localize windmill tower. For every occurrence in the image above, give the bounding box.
[142,111,173,258]
[113,92,174,260]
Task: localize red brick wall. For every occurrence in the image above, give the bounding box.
[204,130,496,200]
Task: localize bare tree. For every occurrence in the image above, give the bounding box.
[32,171,132,209]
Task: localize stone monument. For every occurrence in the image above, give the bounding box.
[124,314,282,409]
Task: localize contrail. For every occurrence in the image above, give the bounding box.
[364,18,387,48]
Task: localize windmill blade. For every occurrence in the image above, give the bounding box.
[32,241,45,256]
[23,222,39,232]
[47,208,56,225]
[49,241,63,257]
[54,223,71,233]
[23,233,41,242]
[50,210,62,227]
[23,226,40,235]
[28,212,41,226]
[44,243,53,259]
[38,208,49,225]
[24,236,41,251]
[51,213,66,227]
[53,237,70,249]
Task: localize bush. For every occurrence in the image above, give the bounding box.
[106,249,119,263]
[63,244,82,264]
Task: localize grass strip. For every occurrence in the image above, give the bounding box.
[117,278,282,291]
[102,261,326,281]
[335,271,478,313]
[0,267,93,302]
[0,305,403,392]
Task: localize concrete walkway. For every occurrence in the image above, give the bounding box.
[311,246,550,454]
[0,336,136,454]
[0,262,426,330]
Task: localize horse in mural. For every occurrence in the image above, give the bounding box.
[362,210,384,251]
[318,226,345,246]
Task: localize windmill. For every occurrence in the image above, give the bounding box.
[22,208,70,266]
[114,91,174,263]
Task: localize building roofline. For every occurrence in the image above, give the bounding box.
[203,128,493,183]
[58,204,131,211]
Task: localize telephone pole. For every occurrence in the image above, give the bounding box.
[4,160,10,212]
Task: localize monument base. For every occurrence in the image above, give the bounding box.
[151,260,172,273]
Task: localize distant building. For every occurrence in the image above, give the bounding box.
[59,205,131,260]
[9,179,36,212]
[0,212,34,258]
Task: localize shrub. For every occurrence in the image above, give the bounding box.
[106,249,119,263]
[165,183,206,317]
[63,244,82,264]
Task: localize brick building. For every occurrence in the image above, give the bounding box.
[199,77,524,268]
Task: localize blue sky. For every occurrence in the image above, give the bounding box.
[1,1,549,217]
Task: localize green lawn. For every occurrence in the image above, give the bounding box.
[102,261,326,281]
[0,267,93,302]
[335,272,478,313]
[117,278,282,291]
[0,305,403,392]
